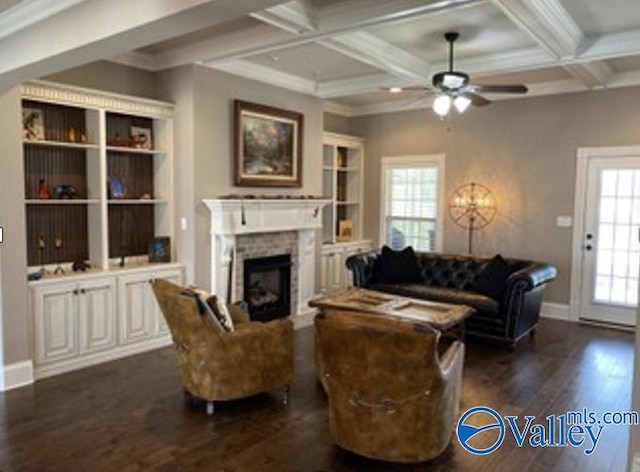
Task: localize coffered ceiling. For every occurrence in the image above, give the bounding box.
[3,0,640,116]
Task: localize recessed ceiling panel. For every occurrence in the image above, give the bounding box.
[365,3,537,63]
[560,0,640,36]
[246,43,378,81]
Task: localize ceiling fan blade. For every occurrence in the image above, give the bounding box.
[462,92,491,107]
[470,84,528,94]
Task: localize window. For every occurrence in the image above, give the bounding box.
[380,155,444,252]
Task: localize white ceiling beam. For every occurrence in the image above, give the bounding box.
[491,0,583,58]
[154,0,484,70]
[210,60,317,96]
[0,0,284,92]
[0,0,90,41]
[563,61,614,88]
[250,0,317,34]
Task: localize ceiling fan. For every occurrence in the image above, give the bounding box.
[396,31,529,116]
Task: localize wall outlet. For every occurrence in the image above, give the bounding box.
[180,217,187,231]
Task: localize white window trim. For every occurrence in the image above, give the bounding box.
[379,154,445,252]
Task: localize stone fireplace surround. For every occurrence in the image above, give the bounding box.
[202,198,331,316]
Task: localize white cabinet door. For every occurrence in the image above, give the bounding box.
[118,268,183,343]
[33,282,78,364]
[78,278,117,354]
[118,273,156,344]
[321,249,344,295]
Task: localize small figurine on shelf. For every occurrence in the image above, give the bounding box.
[53,233,65,275]
[37,235,47,276]
[68,128,76,143]
[38,178,50,199]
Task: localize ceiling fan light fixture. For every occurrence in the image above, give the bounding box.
[389,86,403,93]
[454,95,471,113]
[433,95,451,116]
[441,72,467,89]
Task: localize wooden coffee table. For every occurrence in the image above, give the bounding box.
[309,287,474,333]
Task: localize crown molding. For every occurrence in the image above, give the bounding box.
[323,100,354,117]
[109,51,159,71]
[0,0,88,41]
[21,80,174,117]
[208,59,317,96]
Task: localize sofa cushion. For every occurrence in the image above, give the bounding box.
[370,283,499,315]
[475,254,513,300]
[375,245,422,284]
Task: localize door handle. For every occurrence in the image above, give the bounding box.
[585,244,593,251]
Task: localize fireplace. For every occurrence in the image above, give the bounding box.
[202,198,331,316]
[243,254,291,321]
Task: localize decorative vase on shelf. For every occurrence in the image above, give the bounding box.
[38,178,50,199]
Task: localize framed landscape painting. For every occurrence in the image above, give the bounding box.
[234,100,303,187]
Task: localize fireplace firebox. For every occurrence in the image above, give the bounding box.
[243,254,291,321]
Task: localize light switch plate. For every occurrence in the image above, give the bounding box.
[556,216,572,227]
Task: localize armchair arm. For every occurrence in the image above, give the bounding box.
[345,251,380,287]
[438,340,465,382]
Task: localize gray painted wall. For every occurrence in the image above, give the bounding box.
[0,86,29,368]
[351,87,640,305]
[158,65,324,290]
[44,61,161,100]
[324,112,351,135]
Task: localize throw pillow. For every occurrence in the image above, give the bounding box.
[205,295,235,332]
[375,245,423,284]
[180,287,224,333]
[475,254,513,300]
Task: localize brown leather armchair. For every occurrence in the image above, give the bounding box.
[315,310,464,463]
[152,279,294,414]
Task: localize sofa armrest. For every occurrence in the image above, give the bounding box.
[345,251,380,287]
[507,262,557,291]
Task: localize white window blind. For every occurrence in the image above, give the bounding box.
[381,155,444,252]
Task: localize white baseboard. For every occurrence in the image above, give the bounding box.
[0,360,34,391]
[541,302,570,321]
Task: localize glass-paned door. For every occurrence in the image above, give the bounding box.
[581,157,640,325]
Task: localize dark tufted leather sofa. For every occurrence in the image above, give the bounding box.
[345,251,557,346]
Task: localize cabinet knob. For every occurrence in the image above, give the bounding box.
[80,288,86,294]
[72,289,79,295]
[148,279,154,284]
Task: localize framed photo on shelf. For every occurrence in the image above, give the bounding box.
[23,107,44,140]
[234,100,303,187]
[337,219,354,242]
[130,126,152,149]
[149,236,171,263]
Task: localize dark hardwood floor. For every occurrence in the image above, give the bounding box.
[0,319,634,472]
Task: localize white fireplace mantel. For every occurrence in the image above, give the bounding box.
[202,198,331,314]
[202,198,331,235]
